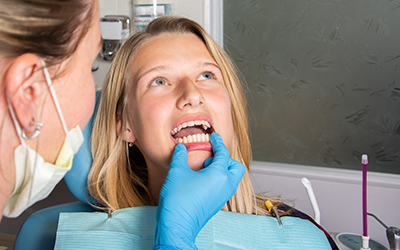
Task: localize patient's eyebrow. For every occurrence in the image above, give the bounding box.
[196,61,221,71]
[136,61,221,83]
[137,65,171,82]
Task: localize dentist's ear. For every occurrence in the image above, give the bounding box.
[5,53,47,136]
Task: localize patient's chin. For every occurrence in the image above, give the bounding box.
[187,151,213,171]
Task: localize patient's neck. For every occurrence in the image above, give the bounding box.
[146,163,169,206]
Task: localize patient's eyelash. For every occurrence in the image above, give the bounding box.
[91,66,99,72]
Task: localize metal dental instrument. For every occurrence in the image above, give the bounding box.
[367,212,400,250]
[265,200,283,226]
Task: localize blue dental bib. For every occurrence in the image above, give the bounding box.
[55,206,331,249]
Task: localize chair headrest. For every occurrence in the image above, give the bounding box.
[64,91,101,204]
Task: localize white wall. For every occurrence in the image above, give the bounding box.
[250,161,400,248]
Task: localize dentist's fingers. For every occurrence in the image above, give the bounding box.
[204,157,245,184]
[203,157,213,168]
[169,143,188,170]
[210,133,230,157]
[207,133,230,170]
[227,158,245,186]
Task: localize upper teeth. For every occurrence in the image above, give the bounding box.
[171,120,211,136]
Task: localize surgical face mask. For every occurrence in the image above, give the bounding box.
[3,59,84,217]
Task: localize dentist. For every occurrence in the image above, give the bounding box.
[0,0,244,249]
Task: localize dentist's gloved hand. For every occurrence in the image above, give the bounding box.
[153,132,245,250]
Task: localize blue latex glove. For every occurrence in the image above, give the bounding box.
[154,133,245,250]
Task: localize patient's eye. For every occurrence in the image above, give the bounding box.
[198,72,215,81]
[150,77,167,86]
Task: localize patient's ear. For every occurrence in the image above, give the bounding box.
[5,53,47,136]
[119,120,137,144]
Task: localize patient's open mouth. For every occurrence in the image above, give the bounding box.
[171,120,214,143]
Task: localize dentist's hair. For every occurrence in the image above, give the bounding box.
[0,0,94,66]
[89,15,281,215]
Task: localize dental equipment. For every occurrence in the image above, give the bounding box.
[301,177,321,224]
[265,200,282,226]
[98,15,130,61]
[361,154,371,250]
[367,213,400,250]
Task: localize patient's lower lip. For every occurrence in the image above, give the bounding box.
[184,142,212,152]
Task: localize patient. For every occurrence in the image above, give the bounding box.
[88,16,338,249]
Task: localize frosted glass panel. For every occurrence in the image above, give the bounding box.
[223,0,400,174]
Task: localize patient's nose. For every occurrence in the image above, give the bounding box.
[176,78,205,110]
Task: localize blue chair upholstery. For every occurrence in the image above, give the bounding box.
[13,91,101,250]
[13,202,96,250]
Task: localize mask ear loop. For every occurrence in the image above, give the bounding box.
[25,58,69,211]
[39,58,69,135]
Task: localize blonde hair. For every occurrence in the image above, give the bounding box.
[89,16,284,215]
[0,0,94,66]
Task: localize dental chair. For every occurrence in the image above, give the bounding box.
[13,91,101,250]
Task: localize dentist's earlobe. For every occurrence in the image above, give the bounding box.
[5,53,47,137]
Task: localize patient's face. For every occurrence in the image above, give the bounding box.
[126,32,234,172]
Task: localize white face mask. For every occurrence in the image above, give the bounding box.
[3,59,84,217]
